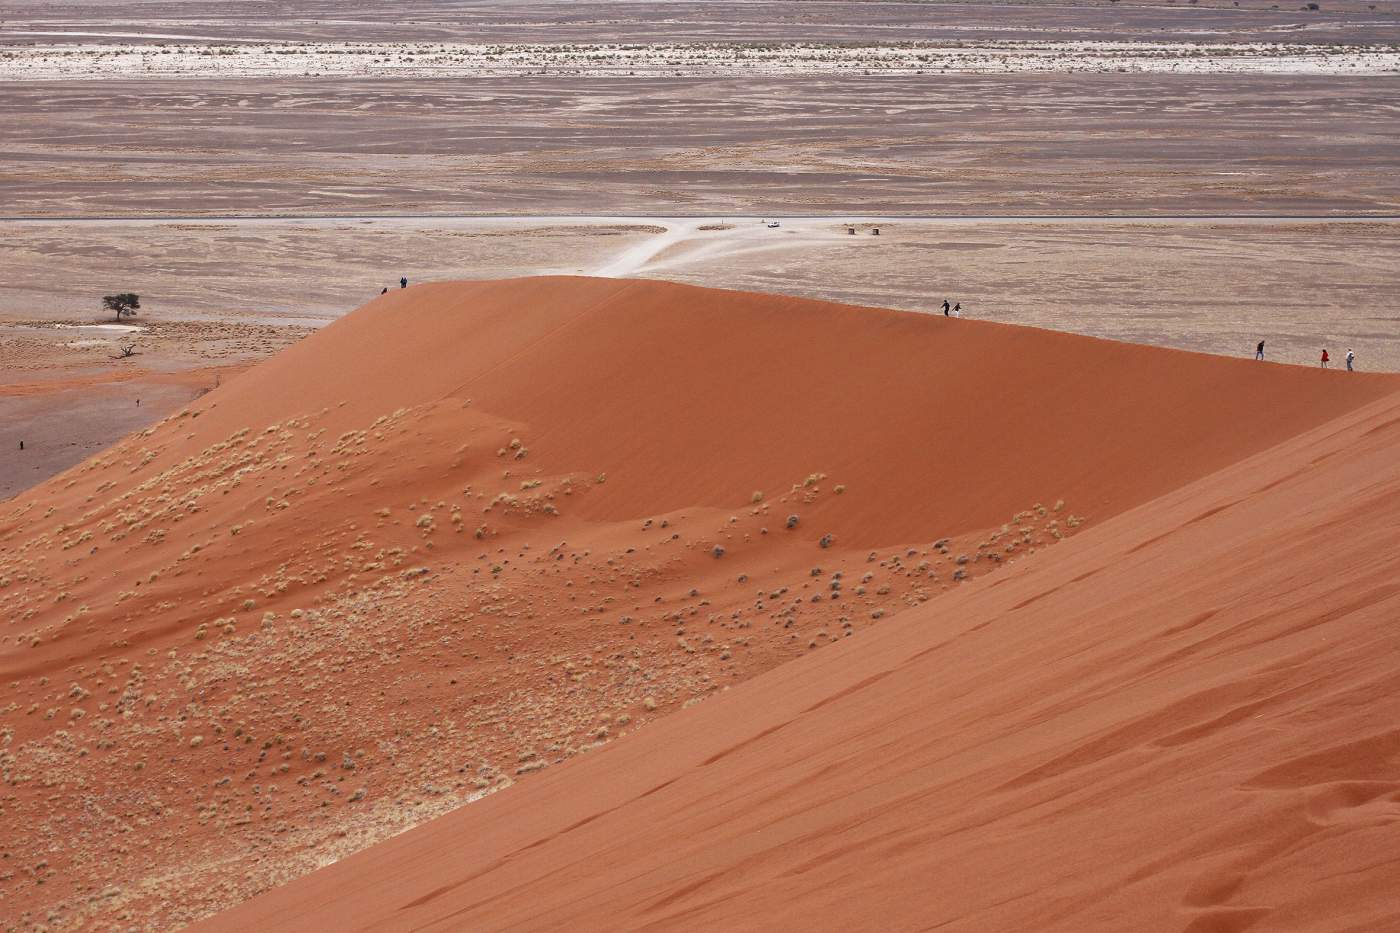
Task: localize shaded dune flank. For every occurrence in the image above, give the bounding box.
[3,278,1397,928]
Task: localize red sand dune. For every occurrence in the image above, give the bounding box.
[206,388,1400,932]
[2,278,1395,928]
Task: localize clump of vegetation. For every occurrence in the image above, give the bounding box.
[102,292,140,321]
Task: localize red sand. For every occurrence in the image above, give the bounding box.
[206,388,1400,932]
[101,276,1398,538]
[2,278,1396,928]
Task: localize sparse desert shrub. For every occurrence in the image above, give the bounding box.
[102,292,140,321]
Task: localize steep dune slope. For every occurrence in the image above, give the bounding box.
[207,386,1400,933]
[150,276,1395,541]
[1,278,1393,927]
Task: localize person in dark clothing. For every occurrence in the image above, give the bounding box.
[1255,340,1265,361]
[400,277,408,289]
[381,287,389,295]
[942,299,950,317]
[952,302,961,317]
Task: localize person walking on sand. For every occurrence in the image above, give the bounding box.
[1346,348,1355,371]
[942,299,950,317]
[953,302,961,318]
[381,287,388,295]
[400,276,408,289]
[1321,348,1330,369]
[1255,339,1265,361]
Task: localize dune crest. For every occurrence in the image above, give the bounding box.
[207,374,1400,933]
[1,278,1393,927]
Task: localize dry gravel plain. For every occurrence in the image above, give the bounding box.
[4,75,1400,217]
[2,0,1399,497]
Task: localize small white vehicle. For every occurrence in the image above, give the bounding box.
[766,220,781,228]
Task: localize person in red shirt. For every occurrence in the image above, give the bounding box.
[1321,349,1330,368]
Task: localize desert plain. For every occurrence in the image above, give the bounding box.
[3,1,1400,931]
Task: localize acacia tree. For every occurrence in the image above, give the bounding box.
[103,293,140,322]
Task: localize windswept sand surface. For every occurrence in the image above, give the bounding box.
[4,217,1395,499]
[208,362,1400,932]
[0,221,661,495]
[4,1,1400,925]
[3,279,1395,928]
